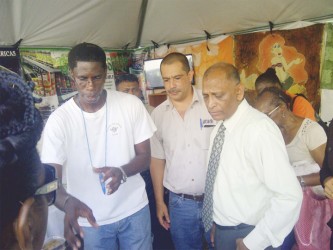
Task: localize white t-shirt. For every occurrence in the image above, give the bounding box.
[287,118,327,165]
[41,90,156,226]
[287,118,327,195]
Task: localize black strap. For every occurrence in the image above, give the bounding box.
[290,93,307,112]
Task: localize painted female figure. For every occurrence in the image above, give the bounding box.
[257,34,308,92]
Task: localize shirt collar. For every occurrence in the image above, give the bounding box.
[222,99,250,132]
[165,86,199,110]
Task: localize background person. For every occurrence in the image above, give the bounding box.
[201,62,302,250]
[256,87,327,249]
[150,52,214,249]
[255,87,326,185]
[255,67,316,121]
[0,70,58,250]
[115,73,154,114]
[320,119,333,248]
[41,43,156,250]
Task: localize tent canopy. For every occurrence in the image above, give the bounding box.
[1,0,333,49]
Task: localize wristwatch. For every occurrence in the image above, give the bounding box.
[119,166,128,183]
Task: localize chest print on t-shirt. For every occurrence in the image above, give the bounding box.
[109,122,122,136]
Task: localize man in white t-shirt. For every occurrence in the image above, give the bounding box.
[115,73,158,243]
[41,43,156,250]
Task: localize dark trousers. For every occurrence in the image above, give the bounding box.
[141,170,174,249]
[281,230,295,250]
[214,223,281,250]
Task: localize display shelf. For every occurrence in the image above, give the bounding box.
[22,56,60,73]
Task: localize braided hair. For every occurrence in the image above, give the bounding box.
[257,86,292,109]
[0,70,44,247]
[255,68,283,89]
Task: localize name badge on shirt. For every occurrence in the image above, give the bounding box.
[200,118,216,130]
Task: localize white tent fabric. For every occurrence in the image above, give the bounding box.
[1,0,333,49]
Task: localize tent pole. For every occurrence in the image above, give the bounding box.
[135,0,149,48]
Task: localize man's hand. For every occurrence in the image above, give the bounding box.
[236,238,249,250]
[156,201,170,230]
[324,177,333,199]
[93,167,123,195]
[63,196,98,250]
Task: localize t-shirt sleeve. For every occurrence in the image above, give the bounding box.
[40,113,67,165]
[131,98,157,145]
[304,120,327,151]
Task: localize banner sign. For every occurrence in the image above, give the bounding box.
[0,47,21,75]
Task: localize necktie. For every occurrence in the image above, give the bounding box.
[202,122,226,232]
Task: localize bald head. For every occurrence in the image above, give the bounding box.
[161,52,190,73]
[203,62,240,85]
[202,62,244,121]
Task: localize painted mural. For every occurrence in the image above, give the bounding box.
[257,34,307,92]
[235,23,325,108]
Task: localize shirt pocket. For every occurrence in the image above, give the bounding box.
[198,126,214,150]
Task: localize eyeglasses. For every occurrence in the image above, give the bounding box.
[74,75,104,86]
[34,164,58,206]
[266,105,280,117]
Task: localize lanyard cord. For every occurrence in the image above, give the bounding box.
[77,93,107,168]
